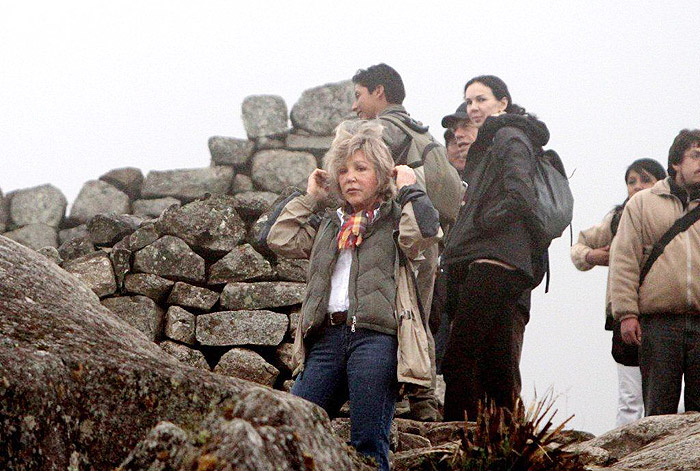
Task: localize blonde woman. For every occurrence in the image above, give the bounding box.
[267,119,440,470]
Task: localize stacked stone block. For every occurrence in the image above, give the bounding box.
[1,79,355,392]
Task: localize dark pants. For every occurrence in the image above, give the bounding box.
[442,261,528,422]
[292,325,398,471]
[639,313,700,416]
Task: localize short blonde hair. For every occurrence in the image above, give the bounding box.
[324,119,397,202]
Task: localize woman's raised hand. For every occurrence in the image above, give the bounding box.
[307,168,331,200]
[394,165,417,189]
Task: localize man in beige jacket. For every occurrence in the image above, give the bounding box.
[610,128,700,416]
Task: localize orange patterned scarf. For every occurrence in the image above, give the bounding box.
[337,205,379,250]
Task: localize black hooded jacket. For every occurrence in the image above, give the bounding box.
[442,113,550,283]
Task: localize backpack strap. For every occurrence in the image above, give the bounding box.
[639,203,700,286]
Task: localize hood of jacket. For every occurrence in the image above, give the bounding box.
[469,113,550,156]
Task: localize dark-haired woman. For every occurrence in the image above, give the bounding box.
[571,158,666,426]
[441,75,549,420]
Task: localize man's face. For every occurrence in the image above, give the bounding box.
[673,141,700,188]
[453,120,478,159]
[446,138,465,172]
[352,84,385,119]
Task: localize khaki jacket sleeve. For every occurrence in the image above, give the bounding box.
[266,194,323,260]
[570,209,615,271]
[609,200,644,321]
[396,185,442,260]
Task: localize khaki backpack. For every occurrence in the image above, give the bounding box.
[380,113,463,226]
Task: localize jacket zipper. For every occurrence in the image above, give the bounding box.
[351,315,357,333]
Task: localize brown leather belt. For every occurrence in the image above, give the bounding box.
[328,310,348,326]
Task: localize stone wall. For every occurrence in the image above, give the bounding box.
[0,79,356,392]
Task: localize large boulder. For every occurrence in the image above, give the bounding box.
[241,95,288,139]
[3,223,58,250]
[9,183,67,228]
[250,149,317,193]
[69,180,131,224]
[133,236,206,283]
[565,412,700,470]
[213,347,280,387]
[208,136,255,166]
[290,80,355,135]
[141,167,234,202]
[0,235,370,471]
[155,196,246,256]
[196,310,288,346]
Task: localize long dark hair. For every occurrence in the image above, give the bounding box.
[464,75,528,115]
[611,159,667,236]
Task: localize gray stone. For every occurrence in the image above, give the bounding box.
[0,188,7,232]
[290,80,355,135]
[57,235,95,262]
[63,251,117,298]
[289,308,301,339]
[133,236,205,283]
[232,191,278,219]
[99,167,144,201]
[274,258,309,282]
[155,195,246,256]
[208,243,274,285]
[158,341,209,371]
[118,421,194,471]
[286,132,334,155]
[220,282,305,310]
[38,246,62,264]
[141,166,234,202]
[110,247,131,289]
[276,342,296,373]
[3,223,58,250]
[58,224,89,244]
[102,295,164,341]
[209,136,254,166]
[241,95,288,139]
[124,273,174,302]
[132,197,181,218]
[69,180,131,224]
[9,183,67,227]
[232,174,254,193]
[251,149,317,193]
[254,136,287,150]
[196,310,288,346]
[167,282,219,311]
[164,306,196,344]
[213,348,279,387]
[115,224,159,251]
[564,412,700,469]
[281,379,295,392]
[0,236,369,471]
[87,213,143,246]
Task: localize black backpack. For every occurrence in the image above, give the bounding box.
[531,149,574,252]
[530,149,574,291]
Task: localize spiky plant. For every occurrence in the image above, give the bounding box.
[434,390,585,471]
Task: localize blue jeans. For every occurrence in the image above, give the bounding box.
[292,324,398,471]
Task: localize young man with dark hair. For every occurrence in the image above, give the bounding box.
[351,63,441,421]
[611,128,700,416]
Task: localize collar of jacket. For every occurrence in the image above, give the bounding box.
[468,113,550,156]
[379,104,408,116]
[327,199,396,230]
